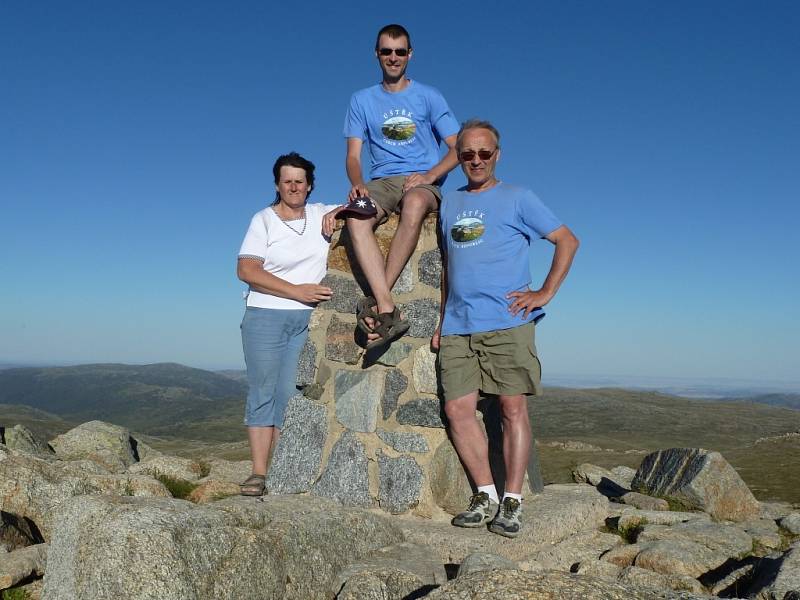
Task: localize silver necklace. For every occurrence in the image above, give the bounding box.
[273,206,307,236]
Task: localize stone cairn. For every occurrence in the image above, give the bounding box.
[266,213,542,516]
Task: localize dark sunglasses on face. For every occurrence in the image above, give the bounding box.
[379,47,409,56]
[459,149,497,162]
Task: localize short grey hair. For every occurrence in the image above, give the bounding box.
[456,119,501,151]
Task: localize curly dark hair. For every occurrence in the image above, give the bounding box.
[272,152,315,204]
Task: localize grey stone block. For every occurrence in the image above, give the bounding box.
[418,249,442,289]
[295,338,317,386]
[266,395,327,494]
[391,261,414,294]
[375,342,413,367]
[396,398,445,429]
[401,299,440,338]
[378,452,423,514]
[382,369,408,420]
[313,431,372,507]
[335,370,385,432]
[376,429,429,453]
[321,274,363,314]
[412,346,438,395]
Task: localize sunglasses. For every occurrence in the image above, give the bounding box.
[378,47,409,57]
[459,149,497,162]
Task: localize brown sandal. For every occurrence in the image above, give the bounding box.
[365,307,410,351]
[356,296,379,333]
[239,474,266,497]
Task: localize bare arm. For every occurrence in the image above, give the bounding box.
[507,225,580,317]
[237,258,332,304]
[346,138,369,200]
[404,134,459,191]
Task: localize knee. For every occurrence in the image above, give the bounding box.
[445,400,473,424]
[400,191,434,222]
[500,399,529,424]
[346,216,374,234]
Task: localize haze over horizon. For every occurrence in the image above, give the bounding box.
[3,2,798,385]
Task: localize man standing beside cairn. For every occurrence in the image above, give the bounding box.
[323,24,459,350]
[433,119,579,537]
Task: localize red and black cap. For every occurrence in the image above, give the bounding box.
[335,196,378,219]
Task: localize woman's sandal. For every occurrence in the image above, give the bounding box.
[239,474,266,497]
[356,296,380,333]
[365,307,410,351]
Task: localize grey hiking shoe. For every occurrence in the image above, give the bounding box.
[489,497,522,538]
[451,492,499,528]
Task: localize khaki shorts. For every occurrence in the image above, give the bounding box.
[366,176,442,225]
[439,322,542,401]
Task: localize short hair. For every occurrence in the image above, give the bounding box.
[272,151,315,204]
[375,24,412,50]
[456,119,501,151]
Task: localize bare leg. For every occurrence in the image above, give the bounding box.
[384,188,437,289]
[247,425,278,476]
[346,213,395,314]
[444,391,494,486]
[498,394,532,494]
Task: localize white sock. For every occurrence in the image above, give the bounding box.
[503,492,523,503]
[477,484,499,504]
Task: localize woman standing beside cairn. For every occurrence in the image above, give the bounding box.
[236,152,340,496]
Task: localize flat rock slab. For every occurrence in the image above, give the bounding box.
[634,520,753,578]
[332,541,447,597]
[0,542,47,589]
[401,484,609,564]
[617,508,710,531]
[42,494,404,600]
[529,530,622,571]
[771,541,800,600]
[618,565,706,595]
[781,513,800,535]
[425,569,716,599]
[631,448,760,522]
[457,552,519,577]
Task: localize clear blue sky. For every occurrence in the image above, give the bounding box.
[2,2,798,388]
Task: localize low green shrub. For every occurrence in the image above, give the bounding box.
[153,471,198,499]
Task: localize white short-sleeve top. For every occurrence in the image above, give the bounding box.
[238,202,341,310]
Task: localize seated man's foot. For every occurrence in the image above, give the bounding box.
[489,497,523,538]
[451,492,499,528]
[356,296,379,334]
[365,306,410,351]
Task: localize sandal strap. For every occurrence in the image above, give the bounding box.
[240,474,266,486]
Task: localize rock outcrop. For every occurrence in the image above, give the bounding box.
[42,494,403,600]
[0,444,169,538]
[631,448,761,522]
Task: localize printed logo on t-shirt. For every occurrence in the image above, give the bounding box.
[381,109,416,146]
[451,211,485,247]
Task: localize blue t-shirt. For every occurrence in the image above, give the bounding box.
[440,183,563,336]
[343,81,459,180]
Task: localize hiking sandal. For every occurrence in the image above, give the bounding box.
[356,296,379,333]
[365,307,410,351]
[239,474,266,497]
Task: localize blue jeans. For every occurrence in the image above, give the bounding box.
[241,307,311,427]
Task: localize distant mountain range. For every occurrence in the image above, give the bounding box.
[0,363,246,440]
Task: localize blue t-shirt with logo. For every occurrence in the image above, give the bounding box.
[440,183,563,336]
[344,80,459,180]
